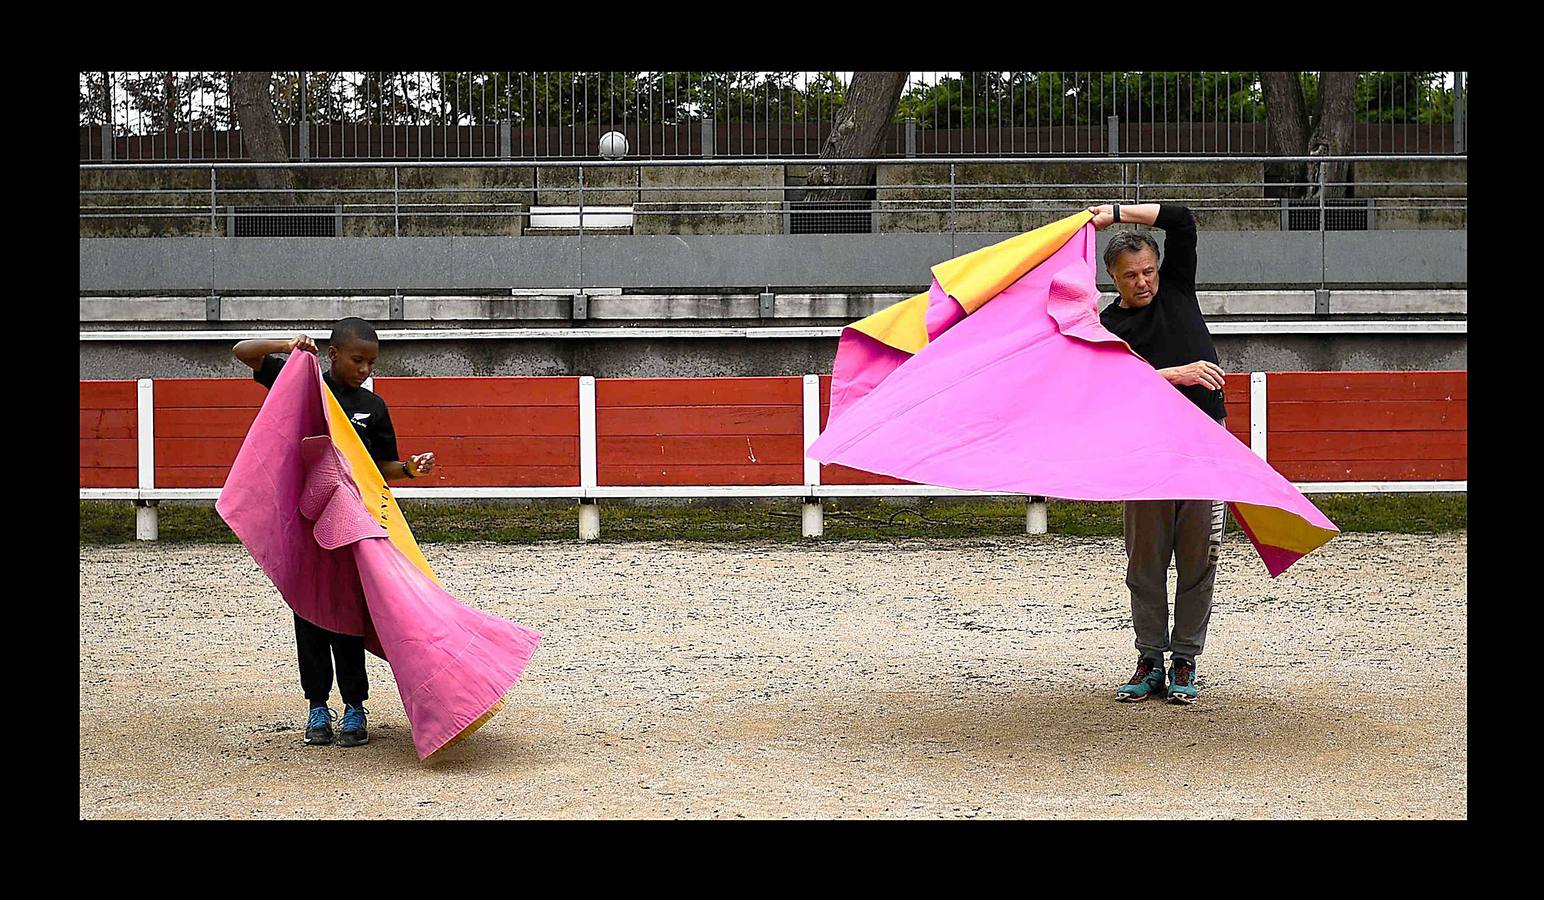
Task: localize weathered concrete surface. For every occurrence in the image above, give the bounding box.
[78,333,1467,380]
[80,290,1466,324]
[78,533,1467,819]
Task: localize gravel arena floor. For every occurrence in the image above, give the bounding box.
[79,532,1467,820]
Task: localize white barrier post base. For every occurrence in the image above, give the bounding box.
[578,500,600,541]
[135,500,159,541]
[802,499,824,538]
[1026,497,1048,535]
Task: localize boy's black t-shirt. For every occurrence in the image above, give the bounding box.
[1097,204,1228,421]
[254,353,400,463]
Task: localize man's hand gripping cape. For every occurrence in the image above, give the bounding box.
[807,212,1338,576]
[215,355,541,759]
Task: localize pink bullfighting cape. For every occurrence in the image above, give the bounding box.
[215,354,541,759]
[807,211,1338,576]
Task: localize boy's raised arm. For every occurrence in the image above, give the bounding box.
[233,334,317,370]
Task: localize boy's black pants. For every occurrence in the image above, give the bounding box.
[294,614,368,708]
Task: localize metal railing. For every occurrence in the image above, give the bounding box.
[79,71,1469,161]
[78,154,1470,239]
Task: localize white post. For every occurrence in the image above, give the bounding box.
[1250,372,1269,461]
[1026,496,1047,534]
[135,378,158,541]
[801,374,823,538]
[802,500,824,538]
[578,376,599,540]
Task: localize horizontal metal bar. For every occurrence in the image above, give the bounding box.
[80,154,1468,172]
[77,320,1469,343]
[82,481,1469,504]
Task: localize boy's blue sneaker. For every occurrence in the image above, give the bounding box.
[1115,657,1167,702]
[1168,659,1199,704]
[305,706,336,745]
[337,704,369,747]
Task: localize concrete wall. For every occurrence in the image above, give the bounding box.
[79,332,1466,381]
[81,159,1466,238]
[79,230,1468,295]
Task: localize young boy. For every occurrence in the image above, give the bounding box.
[233,317,436,748]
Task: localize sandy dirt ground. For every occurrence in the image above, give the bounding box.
[80,532,1466,819]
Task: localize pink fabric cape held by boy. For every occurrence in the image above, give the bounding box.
[215,353,541,760]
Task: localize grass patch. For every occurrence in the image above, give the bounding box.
[81,493,1465,546]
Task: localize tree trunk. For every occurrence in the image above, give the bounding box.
[1261,72,1310,198]
[1311,71,1358,199]
[231,71,299,199]
[803,71,908,204]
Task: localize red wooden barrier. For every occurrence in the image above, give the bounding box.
[1266,372,1466,481]
[79,381,137,488]
[80,372,1469,492]
[374,377,580,487]
[597,377,804,485]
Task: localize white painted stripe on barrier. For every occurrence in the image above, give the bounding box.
[1250,372,1268,461]
[79,320,1468,342]
[586,485,811,499]
[392,486,580,499]
[578,376,598,490]
[1293,481,1467,494]
[79,488,141,500]
[136,378,154,490]
[802,374,821,488]
[82,481,1469,505]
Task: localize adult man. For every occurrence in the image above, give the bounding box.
[1088,203,1227,705]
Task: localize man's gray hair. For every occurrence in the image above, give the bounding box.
[1102,229,1160,273]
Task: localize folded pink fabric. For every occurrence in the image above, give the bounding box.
[217,354,541,758]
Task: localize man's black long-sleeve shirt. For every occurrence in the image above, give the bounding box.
[1097,205,1227,421]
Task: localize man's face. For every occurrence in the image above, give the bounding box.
[328,337,378,388]
[1111,247,1160,308]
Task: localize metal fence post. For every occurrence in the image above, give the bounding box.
[210,167,217,238]
[949,163,957,257]
[499,121,512,159]
[298,72,310,161]
[577,164,584,293]
[393,166,400,237]
[101,72,113,161]
[1107,115,1120,155]
[1453,71,1465,154]
[905,117,917,158]
[1318,158,1328,291]
[701,116,715,158]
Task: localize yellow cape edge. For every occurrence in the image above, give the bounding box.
[322,382,441,586]
[1232,502,1339,556]
[932,210,1093,313]
[844,211,1095,355]
[847,290,932,355]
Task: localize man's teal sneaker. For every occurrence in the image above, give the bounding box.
[1115,657,1167,702]
[305,705,336,745]
[1168,659,1199,704]
[337,704,369,747]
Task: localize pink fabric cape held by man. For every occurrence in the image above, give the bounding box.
[215,353,541,760]
[807,210,1338,576]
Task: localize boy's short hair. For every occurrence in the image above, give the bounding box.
[329,317,379,348]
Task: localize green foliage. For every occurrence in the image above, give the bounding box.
[82,72,1461,133]
[80,494,1466,546]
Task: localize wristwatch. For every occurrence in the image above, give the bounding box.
[1112,203,1121,224]
[403,461,417,478]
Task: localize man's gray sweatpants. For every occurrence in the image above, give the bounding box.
[1123,497,1226,664]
